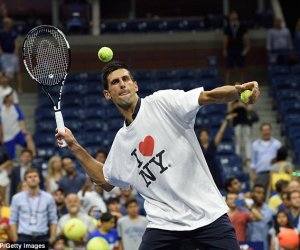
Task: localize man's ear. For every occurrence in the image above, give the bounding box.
[103,90,111,100]
[134,81,138,93]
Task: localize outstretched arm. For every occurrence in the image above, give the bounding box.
[214,113,237,146]
[199,81,260,105]
[56,128,114,192]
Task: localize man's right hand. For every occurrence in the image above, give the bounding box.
[55,127,78,150]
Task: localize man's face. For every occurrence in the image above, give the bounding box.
[0,75,9,86]
[274,18,282,29]
[25,172,40,189]
[290,191,300,209]
[108,201,121,212]
[21,152,32,165]
[251,187,265,205]
[228,179,241,193]
[62,158,75,175]
[226,193,237,209]
[104,69,138,109]
[53,190,65,205]
[260,125,272,141]
[96,152,107,164]
[126,202,139,217]
[65,194,80,214]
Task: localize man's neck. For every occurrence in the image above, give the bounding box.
[28,188,40,197]
[291,207,300,217]
[99,228,109,234]
[119,96,139,125]
[129,214,139,220]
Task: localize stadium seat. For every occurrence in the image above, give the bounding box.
[217,142,235,155]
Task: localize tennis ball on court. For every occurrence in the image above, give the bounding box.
[63,218,86,240]
[87,237,109,250]
[98,47,113,62]
[240,90,252,104]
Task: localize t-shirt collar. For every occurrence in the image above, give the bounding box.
[125,98,141,126]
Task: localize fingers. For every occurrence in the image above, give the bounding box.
[236,81,260,104]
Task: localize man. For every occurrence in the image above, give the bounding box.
[56,193,95,248]
[0,17,22,92]
[226,192,261,242]
[223,11,249,84]
[247,184,275,250]
[286,190,300,228]
[57,61,260,249]
[9,168,57,244]
[117,198,148,250]
[57,157,86,195]
[88,212,119,250]
[250,123,281,190]
[0,88,36,159]
[52,188,68,219]
[10,149,44,201]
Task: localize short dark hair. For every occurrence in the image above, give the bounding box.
[95,148,108,158]
[101,61,133,90]
[198,127,209,137]
[125,198,138,208]
[21,149,33,156]
[251,183,265,192]
[275,179,289,193]
[100,212,114,222]
[224,177,238,192]
[275,146,288,161]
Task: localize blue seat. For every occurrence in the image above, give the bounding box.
[268,65,290,77]
[35,120,56,133]
[83,107,105,119]
[84,119,103,132]
[108,118,124,130]
[155,70,179,81]
[216,154,243,178]
[63,108,84,120]
[84,95,103,106]
[34,133,56,147]
[134,70,154,81]
[198,67,219,79]
[36,147,57,160]
[64,120,83,132]
[217,142,235,155]
[291,65,300,75]
[61,96,82,108]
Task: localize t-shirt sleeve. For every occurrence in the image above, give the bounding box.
[15,105,24,121]
[153,88,203,126]
[103,148,130,189]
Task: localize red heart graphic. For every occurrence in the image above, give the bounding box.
[139,136,154,157]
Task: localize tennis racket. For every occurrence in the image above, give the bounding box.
[22,25,70,147]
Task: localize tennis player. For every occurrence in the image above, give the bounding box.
[56,61,260,250]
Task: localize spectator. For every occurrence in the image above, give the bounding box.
[198,113,236,190]
[288,180,300,192]
[0,195,11,243]
[224,177,250,199]
[95,148,108,164]
[226,192,261,242]
[269,211,295,250]
[52,188,68,219]
[52,235,68,250]
[88,212,119,250]
[9,168,57,244]
[250,123,282,191]
[117,198,147,250]
[56,193,95,249]
[0,17,22,92]
[228,100,254,161]
[223,11,249,84]
[0,141,12,203]
[247,184,275,250]
[286,190,300,228]
[278,191,291,213]
[106,197,122,222]
[0,88,36,159]
[268,179,289,212]
[77,178,107,213]
[269,146,293,194]
[45,156,64,193]
[57,157,86,195]
[266,17,293,53]
[10,149,44,201]
[0,73,18,105]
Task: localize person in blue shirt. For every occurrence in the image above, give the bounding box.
[88,212,119,250]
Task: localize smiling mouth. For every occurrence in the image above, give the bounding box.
[119,92,130,96]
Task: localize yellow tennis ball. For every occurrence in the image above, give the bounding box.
[240,90,252,103]
[87,237,109,250]
[98,47,113,62]
[63,218,86,240]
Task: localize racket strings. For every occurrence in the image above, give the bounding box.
[23,27,70,86]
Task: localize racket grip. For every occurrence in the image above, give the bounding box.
[55,110,68,148]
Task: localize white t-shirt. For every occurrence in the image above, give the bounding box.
[103,88,228,231]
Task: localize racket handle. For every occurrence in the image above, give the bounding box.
[55,110,68,148]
